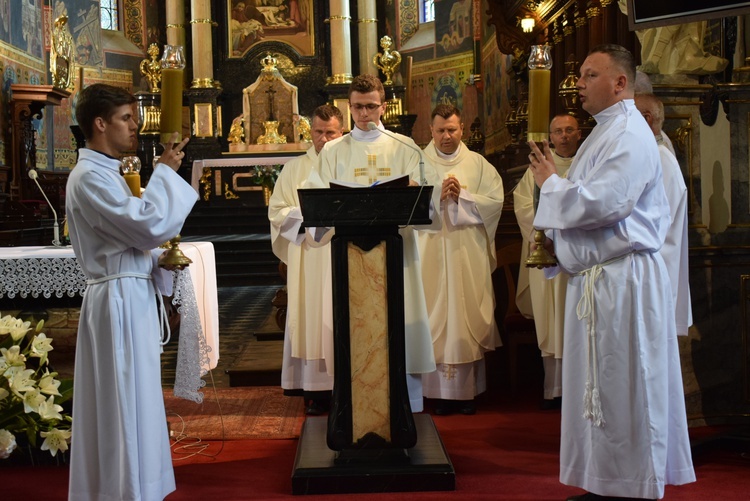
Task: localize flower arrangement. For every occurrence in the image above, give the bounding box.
[0,314,73,460]
[250,164,282,191]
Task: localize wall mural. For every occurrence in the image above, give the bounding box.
[435,0,473,57]
[53,0,102,67]
[228,0,314,58]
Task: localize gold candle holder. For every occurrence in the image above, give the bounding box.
[159,44,185,143]
[158,234,192,270]
[525,44,556,269]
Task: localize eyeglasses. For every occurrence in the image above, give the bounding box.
[550,127,578,136]
[350,103,382,112]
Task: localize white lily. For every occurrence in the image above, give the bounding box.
[0,345,27,371]
[40,428,71,457]
[38,370,62,397]
[29,333,54,365]
[22,388,46,414]
[37,395,64,421]
[7,318,31,342]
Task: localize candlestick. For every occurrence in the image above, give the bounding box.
[527,45,552,143]
[405,56,413,113]
[121,156,142,197]
[160,45,185,143]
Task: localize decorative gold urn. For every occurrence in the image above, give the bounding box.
[140,43,163,93]
[373,35,402,86]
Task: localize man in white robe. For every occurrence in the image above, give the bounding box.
[635,93,693,336]
[66,84,198,501]
[268,104,343,415]
[527,45,695,500]
[418,104,504,415]
[514,114,581,408]
[317,74,439,412]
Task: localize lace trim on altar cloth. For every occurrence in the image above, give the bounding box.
[171,269,211,403]
[0,257,87,299]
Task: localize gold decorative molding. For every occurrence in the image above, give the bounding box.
[191,77,215,89]
[358,18,378,23]
[193,103,214,138]
[326,16,352,22]
[586,7,600,19]
[190,19,213,24]
[330,73,353,84]
[166,23,185,29]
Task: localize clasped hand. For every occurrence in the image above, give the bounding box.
[441,175,460,202]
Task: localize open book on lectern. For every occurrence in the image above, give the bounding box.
[329,174,409,189]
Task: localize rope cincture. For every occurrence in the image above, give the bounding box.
[86,272,171,346]
[575,264,605,427]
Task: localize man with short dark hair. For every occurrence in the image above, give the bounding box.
[66,83,197,500]
[418,104,504,415]
[269,104,344,415]
[527,45,695,500]
[317,74,440,412]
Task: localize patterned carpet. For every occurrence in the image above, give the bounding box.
[161,285,280,388]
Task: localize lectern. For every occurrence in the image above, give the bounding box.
[291,186,455,495]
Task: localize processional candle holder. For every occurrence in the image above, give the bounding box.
[525,44,557,269]
[121,156,142,197]
[155,44,191,269]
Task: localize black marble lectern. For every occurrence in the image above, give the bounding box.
[292,186,455,495]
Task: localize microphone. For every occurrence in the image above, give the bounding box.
[28,169,61,247]
[366,122,426,186]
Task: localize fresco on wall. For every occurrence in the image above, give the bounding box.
[435,0,473,57]
[52,0,102,67]
[228,0,314,58]
[481,32,513,154]
[0,0,44,59]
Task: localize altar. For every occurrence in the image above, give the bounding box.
[0,242,220,371]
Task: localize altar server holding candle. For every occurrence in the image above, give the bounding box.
[66,83,196,501]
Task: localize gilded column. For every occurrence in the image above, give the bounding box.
[329,0,353,84]
[166,0,185,49]
[190,0,215,88]
[357,0,378,76]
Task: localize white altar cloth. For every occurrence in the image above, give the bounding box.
[0,243,219,371]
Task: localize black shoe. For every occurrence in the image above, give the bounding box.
[433,399,454,416]
[457,400,476,415]
[305,399,328,416]
[540,397,562,410]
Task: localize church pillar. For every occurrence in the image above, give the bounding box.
[165,0,186,49]
[189,0,214,88]
[329,0,353,84]
[357,0,378,76]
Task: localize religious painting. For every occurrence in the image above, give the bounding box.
[53,0,102,67]
[435,0,473,58]
[2,0,44,59]
[228,0,314,58]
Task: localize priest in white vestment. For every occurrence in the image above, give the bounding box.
[527,45,695,500]
[514,114,581,407]
[635,93,693,336]
[268,104,343,415]
[418,104,503,415]
[66,84,198,501]
[316,74,440,412]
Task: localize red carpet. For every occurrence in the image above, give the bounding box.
[3,389,749,500]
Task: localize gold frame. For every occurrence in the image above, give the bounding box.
[193,103,214,138]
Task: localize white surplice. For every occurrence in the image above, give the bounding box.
[658,142,693,336]
[268,146,334,391]
[514,151,572,398]
[534,100,695,499]
[418,141,503,400]
[66,149,198,501]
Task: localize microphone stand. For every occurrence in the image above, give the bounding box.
[28,169,61,246]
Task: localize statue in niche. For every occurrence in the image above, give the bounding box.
[50,15,74,90]
[296,115,312,142]
[228,115,245,145]
[241,54,300,149]
[618,0,728,75]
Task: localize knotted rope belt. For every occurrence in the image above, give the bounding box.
[86,272,171,346]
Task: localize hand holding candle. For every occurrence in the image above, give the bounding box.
[121,156,142,197]
[160,44,185,144]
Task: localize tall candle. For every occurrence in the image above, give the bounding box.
[527,68,551,142]
[405,56,413,114]
[527,45,553,143]
[160,67,183,143]
[124,172,141,197]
